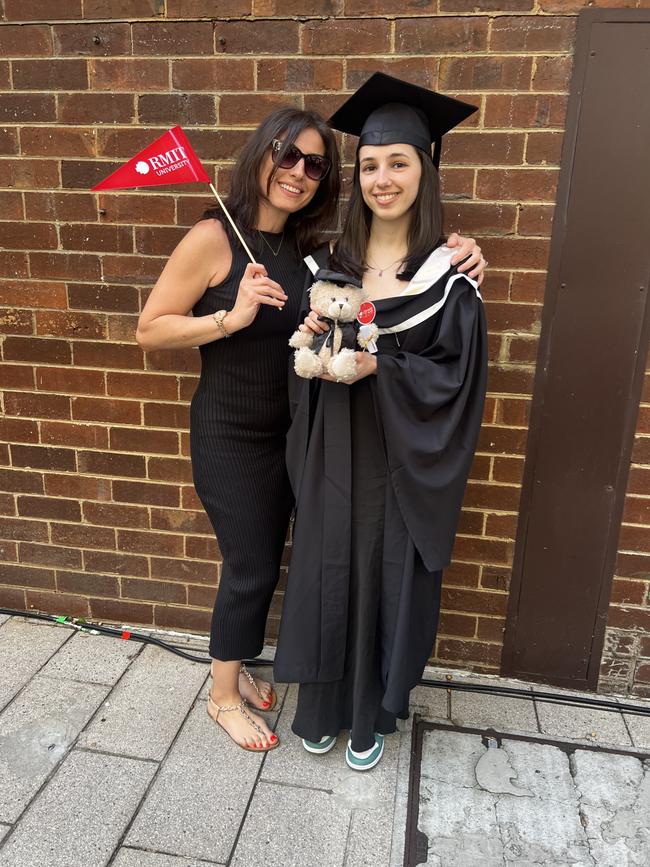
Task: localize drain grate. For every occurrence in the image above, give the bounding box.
[404,715,650,867]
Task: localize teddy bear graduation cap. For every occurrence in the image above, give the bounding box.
[327,72,478,167]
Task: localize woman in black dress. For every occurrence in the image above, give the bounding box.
[136,105,486,754]
[275,75,488,770]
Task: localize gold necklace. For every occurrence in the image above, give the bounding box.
[366,254,404,277]
[258,230,284,257]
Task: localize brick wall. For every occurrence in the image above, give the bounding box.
[1,0,649,693]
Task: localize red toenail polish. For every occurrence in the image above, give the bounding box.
[262,701,270,708]
[271,735,278,742]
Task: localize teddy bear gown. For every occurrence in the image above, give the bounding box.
[274,244,488,752]
[190,228,304,660]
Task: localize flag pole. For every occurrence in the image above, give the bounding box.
[209,183,257,265]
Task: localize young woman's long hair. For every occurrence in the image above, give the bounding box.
[330,149,444,281]
[202,108,340,256]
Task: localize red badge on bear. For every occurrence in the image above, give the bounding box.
[357,301,376,325]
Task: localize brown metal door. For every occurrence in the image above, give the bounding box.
[501,10,650,690]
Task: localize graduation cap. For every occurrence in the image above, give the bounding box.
[328,72,478,168]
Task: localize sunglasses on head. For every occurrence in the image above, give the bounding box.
[271,138,331,181]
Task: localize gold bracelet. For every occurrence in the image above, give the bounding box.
[212,309,231,339]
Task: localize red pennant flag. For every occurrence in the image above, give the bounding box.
[92,126,211,191]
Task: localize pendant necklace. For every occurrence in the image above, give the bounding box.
[366,254,404,277]
[258,230,284,257]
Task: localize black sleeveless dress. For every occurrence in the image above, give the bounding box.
[190,229,305,660]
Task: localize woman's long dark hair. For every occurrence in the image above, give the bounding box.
[330,148,443,281]
[202,108,340,256]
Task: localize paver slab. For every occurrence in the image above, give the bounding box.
[78,643,206,760]
[0,749,156,867]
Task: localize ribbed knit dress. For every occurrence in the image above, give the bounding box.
[190,229,305,661]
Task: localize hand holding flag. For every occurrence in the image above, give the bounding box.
[92,126,256,263]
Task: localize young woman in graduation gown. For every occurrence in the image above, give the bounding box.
[274,74,488,770]
[136,102,486,754]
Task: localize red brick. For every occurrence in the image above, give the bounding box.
[185,534,220,561]
[0,516,49,542]
[109,427,179,455]
[72,341,144,371]
[30,253,101,281]
[35,311,106,340]
[0,24,53,56]
[465,481,521,511]
[0,95,56,123]
[611,578,647,606]
[439,611,477,639]
[441,0,532,9]
[0,310,33,336]
[508,336,539,364]
[108,315,141,343]
[482,237,550,270]
[41,422,109,449]
[113,480,179,508]
[172,58,254,92]
[83,502,150,530]
[476,168,559,202]
[439,56,532,92]
[304,18,389,55]
[57,93,135,125]
[443,202,516,236]
[5,392,72,420]
[532,56,573,92]
[518,204,555,237]
[491,16,576,52]
[0,192,24,221]
[261,59,342,93]
[107,371,179,401]
[76,449,143,482]
[13,59,88,90]
[0,586,25,607]
[483,300,541,333]
[182,486,203,512]
[452,535,513,565]
[488,364,536,395]
[154,603,211,632]
[122,577,186,604]
[96,194,175,226]
[346,58,439,94]
[24,191,97,222]
[436,637,501,667]
[133,21,215,55]
[89,597,153,625]
[68,282,139,313]
[150,507,211,534]
[0,252,29,279]
[56,570,119,597]
[118,528,184,557]
[444,133,525,167]
[25,588,89,616]
[0,158,60,190]
[396,16,488,53]
[44,473,111,501]
[84,550,149,577]
[179,377,199,401]
[3,0,80,17]
[485,513,519,539]
[526,132,564,166]
[52,23,131,56]
[20,128,95,160]
[607,606,650,633]
[618,524,650,554]
[632,437,650,464]
[0,418,39,444]
[215,20,299,54]
[484,94,567,130]
[0,469,43,495]
[254,0,336,10]
[84,0,161,15]
[142,403,189,430]
[457,510,484,536]
[90,58,169,91]
[51,521,115,550]
[10,444,76,472]
[510,272,546,304]
[0,127,19,155]
[102,254,167,284]
[60,225,133,254]
[18,495,81,522]
[219,93,301,126]
[22,542,78,569]
[0,562,55,589]
[138,93,216,126]
[151,555,217,585]
[71,397,140,425]
[0,223,52,252]
[147,456,193,484]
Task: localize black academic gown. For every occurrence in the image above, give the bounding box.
[274,244,487,716]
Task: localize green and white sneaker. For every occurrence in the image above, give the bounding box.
[302,735,337,754]
[346,734,384,771]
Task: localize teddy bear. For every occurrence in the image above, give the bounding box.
[289,269,379,381]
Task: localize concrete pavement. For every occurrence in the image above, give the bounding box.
[1,613,649,866]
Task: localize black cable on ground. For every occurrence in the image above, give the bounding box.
[3,607,649,716]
